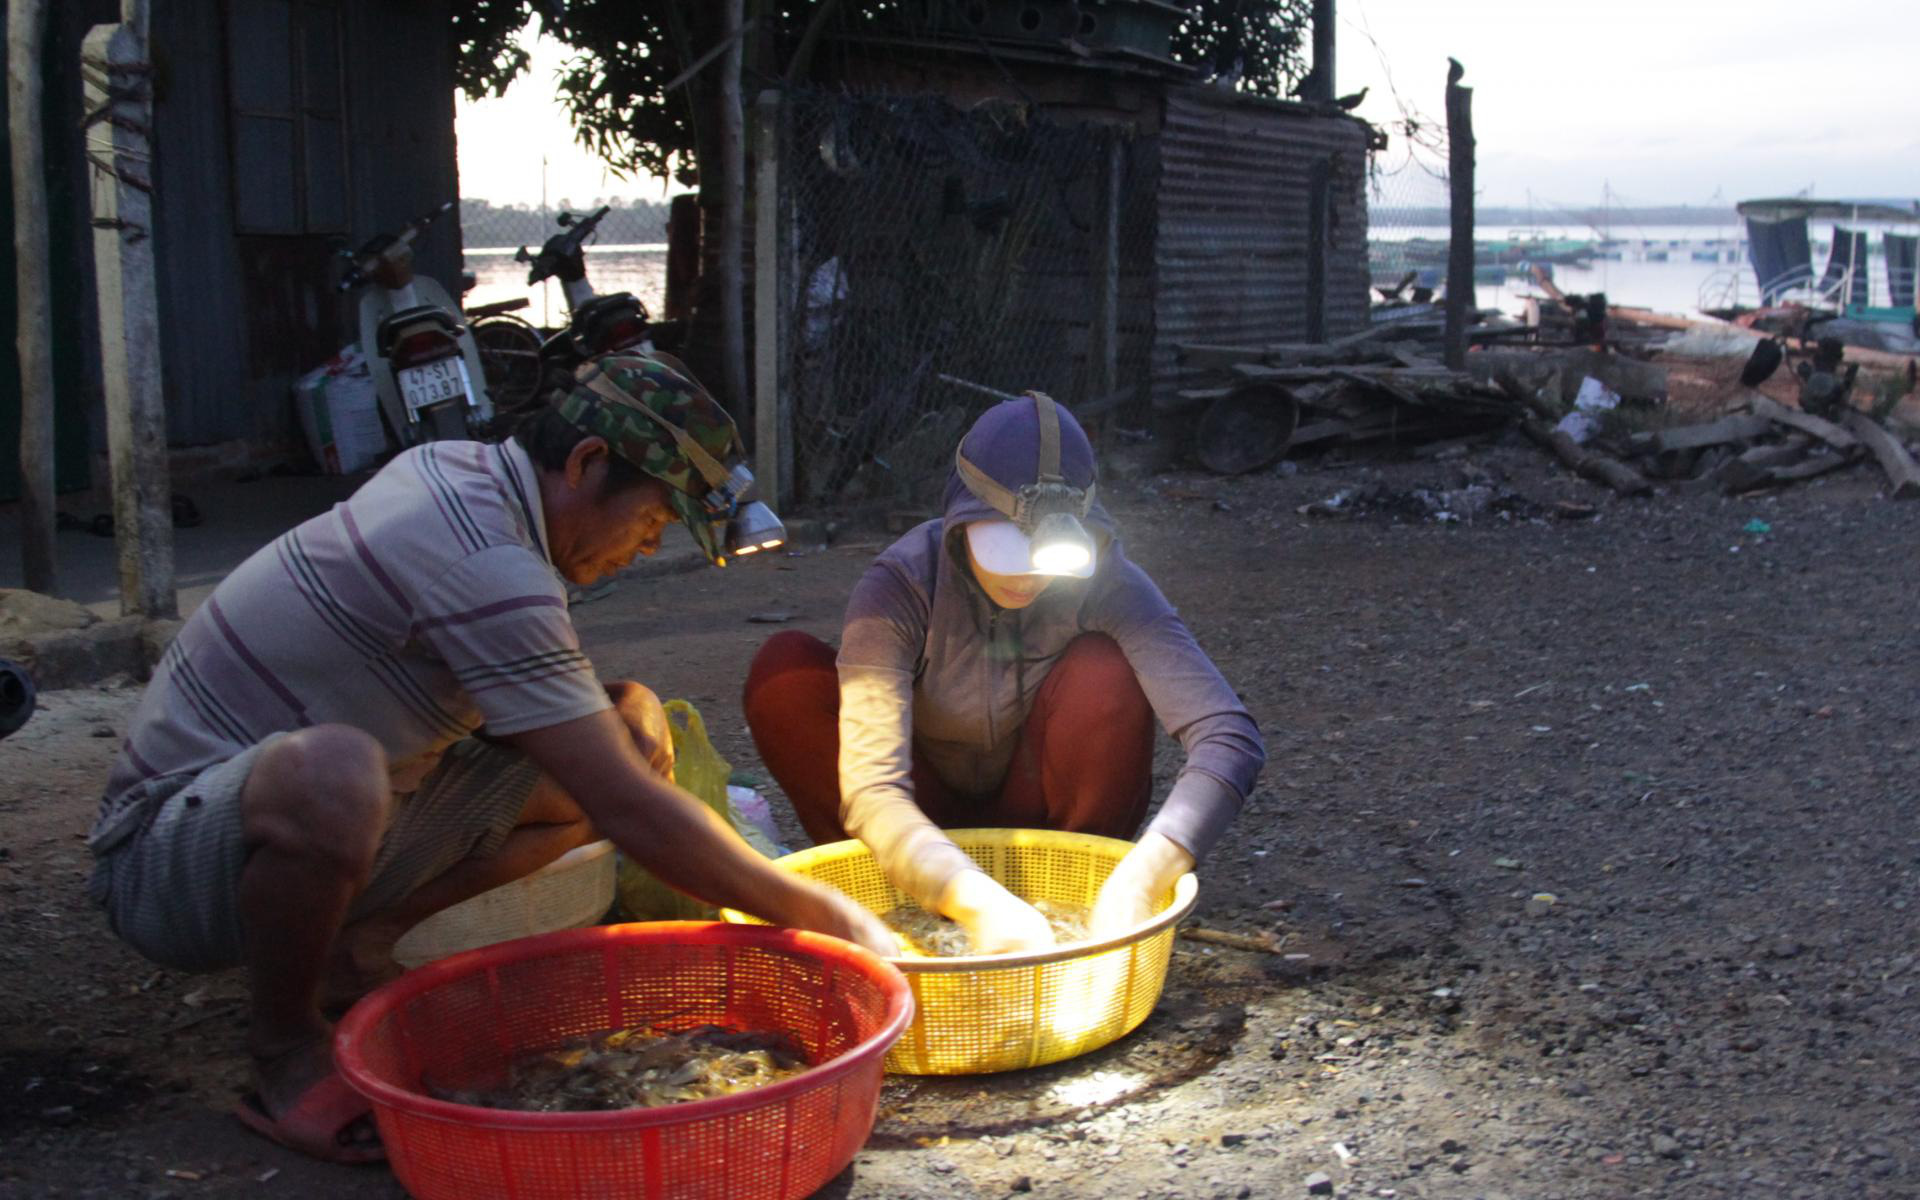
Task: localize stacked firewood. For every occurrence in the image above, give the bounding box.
[1175,327,1920,501]
[1175,324,1528,473]
[1621,390,1920,499]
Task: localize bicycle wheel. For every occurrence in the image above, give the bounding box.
[469,313,546,417]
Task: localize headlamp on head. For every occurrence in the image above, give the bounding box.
[706,462,787,557]
[955,392,1097,578]
[569,359,787,565]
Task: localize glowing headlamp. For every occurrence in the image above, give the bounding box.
[571,360,788,565]
[705,463,788,557]
[955,392,1097,578]
[1028,509,1093,574]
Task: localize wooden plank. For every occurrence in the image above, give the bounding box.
[1522,418,1652,496]
[1629,412,1774,455]
[1176,386,1237,403]
[1711,436,1812,494]
[1178,342,1273,369]
[1289,418,1354,445]
[1768,451,1857,483]
[1742,389,1859,452]
[1840,409,1920,499]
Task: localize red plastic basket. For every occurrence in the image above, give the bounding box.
[334,921,913,1200]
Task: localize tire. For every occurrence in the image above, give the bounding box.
[423,400,471,441]
[469,314,546,419]
[0,659,34,740]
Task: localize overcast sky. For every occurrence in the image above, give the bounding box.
[456,3,1920,210]
[1338,0,1920,209]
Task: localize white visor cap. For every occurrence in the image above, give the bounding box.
[965,518,1096,579]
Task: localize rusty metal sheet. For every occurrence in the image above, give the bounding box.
[1151,86,1371,417]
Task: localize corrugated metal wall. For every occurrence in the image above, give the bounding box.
[1150,86,1371,417]
[152,0,458,449]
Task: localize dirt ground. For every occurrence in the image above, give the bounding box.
[3,427,1918,1199]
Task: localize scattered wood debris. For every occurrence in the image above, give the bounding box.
[1175,309,1919,501]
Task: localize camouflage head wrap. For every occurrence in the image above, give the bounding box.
[553,350,745,565]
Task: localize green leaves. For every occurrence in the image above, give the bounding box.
[449,2,1316,182]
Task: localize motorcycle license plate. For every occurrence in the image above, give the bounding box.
[397,358,472,416]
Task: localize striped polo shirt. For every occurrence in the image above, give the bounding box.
[90,440,611,852]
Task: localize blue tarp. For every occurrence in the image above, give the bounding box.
[1745,216,1813,304]
[1819,227,1871,306]
[1885,233,1917,308]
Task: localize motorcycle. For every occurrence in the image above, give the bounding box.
[515,206,653,400]
[462,287,548,421]
[339,202,494,443]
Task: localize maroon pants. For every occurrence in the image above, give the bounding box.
[743,630,1155,848]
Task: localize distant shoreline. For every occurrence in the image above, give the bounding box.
[1376,206,1740,228]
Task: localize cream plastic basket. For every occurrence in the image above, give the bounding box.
[392,839,616,969]
[722,829,1198,1075]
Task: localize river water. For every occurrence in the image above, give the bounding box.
[459,221,1859,330]
[1375,220,1909,319]
[463,244,670,329]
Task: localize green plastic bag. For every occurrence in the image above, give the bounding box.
[614,699,749,920]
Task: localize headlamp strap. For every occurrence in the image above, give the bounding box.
[572,360,740,493]
[952,391,1094,527]
[954,445,1020,520]
[1035,391,1063,484]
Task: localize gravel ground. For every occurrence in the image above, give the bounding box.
[2,434,1917,1199]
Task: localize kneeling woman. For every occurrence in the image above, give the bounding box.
[744,394,1264,952]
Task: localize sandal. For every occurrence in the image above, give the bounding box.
[232,1069,385,1165]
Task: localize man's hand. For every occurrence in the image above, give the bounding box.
[939,869,1057,955]
[508,708,895,955]
[1089,832,1195,939]
[779,884,900,959]
[605,681,674,777]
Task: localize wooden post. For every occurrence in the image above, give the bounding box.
[752,90,786,509]
[715,0,748,416]
[10,0,55,594]
[1087,132,1121,418]
[1444,59,1474,371]
[1309,0,1336,103]
[84,13,176,618]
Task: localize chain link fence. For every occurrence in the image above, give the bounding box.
[1363,113,1452,302]
[771,88,1157,512]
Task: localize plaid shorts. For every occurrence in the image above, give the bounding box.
[87,736,542,972]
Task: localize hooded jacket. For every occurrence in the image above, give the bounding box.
[836,398,1266,907]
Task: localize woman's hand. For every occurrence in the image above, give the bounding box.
[939,869,1057,954]
[1089,832,1194,939]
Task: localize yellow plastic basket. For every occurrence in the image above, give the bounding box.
[722,829,1198,1075]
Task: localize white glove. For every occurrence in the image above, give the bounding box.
[939,869,1058,955]
[1089,832,1195,939]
